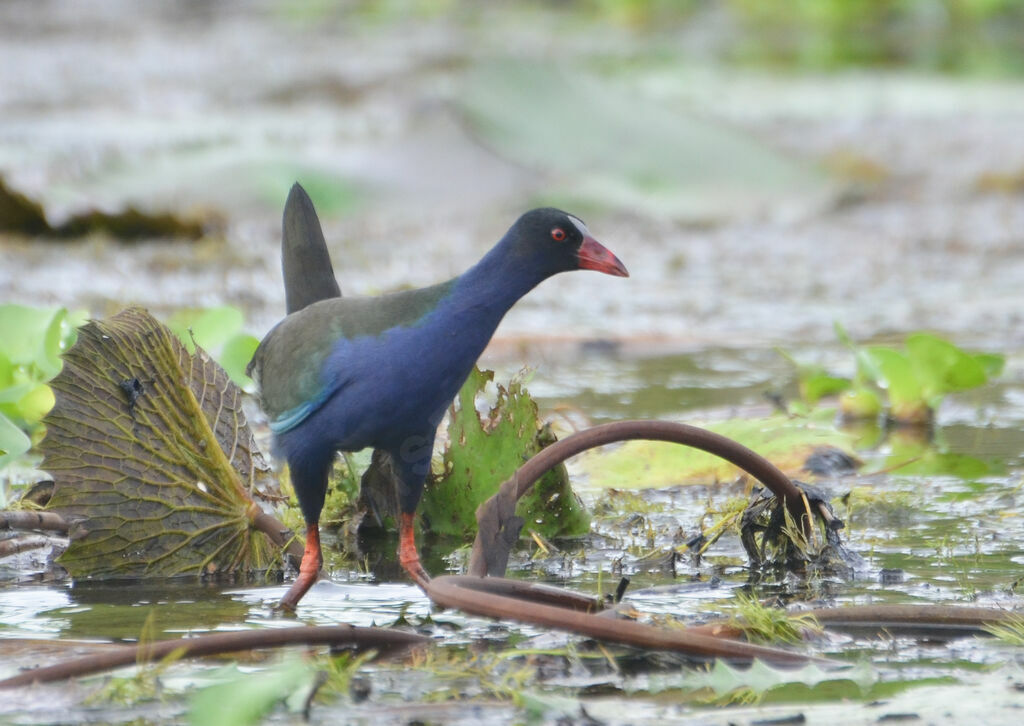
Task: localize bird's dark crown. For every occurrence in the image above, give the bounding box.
[501,207,590,272]
[514,207,588,244]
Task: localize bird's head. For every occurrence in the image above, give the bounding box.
[509,208,629,279]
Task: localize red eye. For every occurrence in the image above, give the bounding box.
[551,227,566,242]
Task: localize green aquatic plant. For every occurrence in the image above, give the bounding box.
[84,611,186,707]
[641,658,880,706]
[852,330,1003,425]
[722,592,823,645]
[189,656,319,726]
[166,305,260,389]
[411,647,539,705]
[786,325,1004,426]
[421,367,590,540]
[684,495,749,557]
[983,614,1024,646]
[0,305,86,469]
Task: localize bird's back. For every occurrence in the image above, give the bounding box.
[248,280,456,431]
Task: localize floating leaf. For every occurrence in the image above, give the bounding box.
[854,333,1004,423]
[39,307,72,380]
[41,308,279,577]
[0,382,40,426]
[189,657,316,726]
[7,383,55,429]
[642,659,879,699]
[973,352,1006,379]
[575,416,854,490]
[0,306,83,445]
[421,368,589,540]
[799,370,851,406]
[217,334,261,389]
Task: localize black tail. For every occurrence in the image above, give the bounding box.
[282,182,342,314]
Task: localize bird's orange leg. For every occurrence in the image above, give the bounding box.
[278,522,322,612]
[398,512,430,590]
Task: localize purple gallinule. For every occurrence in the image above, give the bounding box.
[249,201,628,610]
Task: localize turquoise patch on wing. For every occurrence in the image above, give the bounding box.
[269,402,316,434]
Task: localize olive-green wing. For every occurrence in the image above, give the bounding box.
[248,280,455,431]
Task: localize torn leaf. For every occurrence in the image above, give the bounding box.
[421,368,589,540]
[41,308,281,577]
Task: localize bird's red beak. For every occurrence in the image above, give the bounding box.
[577,236,629,277]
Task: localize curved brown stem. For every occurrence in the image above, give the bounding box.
[686,604,1018,641]
[805,604,1015,636]
[425,575,826,666]
[250,511,305,567]
[429,575,603,612]
[411,421,846,664]
[470,420,807,577]
[0,625,429,689]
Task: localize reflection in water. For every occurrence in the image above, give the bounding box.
[230,581,433,630]
[0,586,72,638]
[0,581,250,642]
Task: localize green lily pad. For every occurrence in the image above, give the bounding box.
[574,416,854,490]
[5,383,55,429]
[0,305,63,371]
[643,659,879,699]
[906,332,1002,403]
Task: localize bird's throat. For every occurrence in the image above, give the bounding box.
[456,236,551,313]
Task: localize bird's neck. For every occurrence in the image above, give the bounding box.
[450,235,548,319]
[368,236,552,431]
[415,236,548,376]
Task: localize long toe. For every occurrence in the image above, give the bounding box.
[401,556,431,590]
